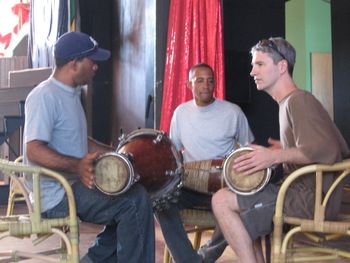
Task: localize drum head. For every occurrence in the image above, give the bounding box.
[94,153,134,195]
[223,147,271,195]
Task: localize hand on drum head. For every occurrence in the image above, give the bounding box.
[232,144,277,175]
[77,152,99,189]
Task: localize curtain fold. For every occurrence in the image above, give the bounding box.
[28,0,79,68]
[160,0,225,133]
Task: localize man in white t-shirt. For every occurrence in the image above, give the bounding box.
[156,63,254,263]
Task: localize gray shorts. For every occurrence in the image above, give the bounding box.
[237,183,279,241]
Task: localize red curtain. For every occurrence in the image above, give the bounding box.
[160,0,225,133]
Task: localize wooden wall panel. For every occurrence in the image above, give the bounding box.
[311,53,333,120]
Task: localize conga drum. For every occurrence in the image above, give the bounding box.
[223,147,272,195]
[182,159,225,194]
[117,128,183,209]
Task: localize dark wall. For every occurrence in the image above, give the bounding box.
[331,0,350,146]
[223,0,285,146]
[155,0,170,129]
[79,0,113,144]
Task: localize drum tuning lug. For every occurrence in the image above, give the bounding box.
[165,170,175,176]
[118,128,126,142]
[126,153,134,163]
[134,173,140,182]
[215,166,223,171]
[175,167,183,175]
[153,133,163,144]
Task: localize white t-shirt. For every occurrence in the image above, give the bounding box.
[170,99,254,162]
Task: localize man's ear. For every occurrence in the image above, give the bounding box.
[70,59,79,71]
[278,60,288,74]
[187,80,193,91]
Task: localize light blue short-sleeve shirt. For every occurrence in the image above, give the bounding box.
[23,77,88,212]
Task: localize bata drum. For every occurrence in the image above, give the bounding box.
[223,147,272,195]
[182,159,225,195]
[117,129,183,209]
[94,129,183,210]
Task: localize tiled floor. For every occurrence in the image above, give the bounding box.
[0,204,236,262]
[1,199,350,263]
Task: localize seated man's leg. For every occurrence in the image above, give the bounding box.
[73,182,155,263]
[155,188,211,263]
[186,189,227,263]
[155,203,202,263]
[197,224,227,263]
[42,191,118,263]
[86,224,118,262]
[212,185,278,263]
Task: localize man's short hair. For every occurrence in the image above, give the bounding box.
[188,63,214,81]
[251,37,296,76]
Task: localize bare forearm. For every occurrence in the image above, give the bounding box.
[88,137,114,153]
[26,140,80,175]
[275,147,312,165]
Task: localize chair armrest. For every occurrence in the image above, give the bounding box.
[2,159,78,231]
[0,158,80,262]
[275,159,350,220]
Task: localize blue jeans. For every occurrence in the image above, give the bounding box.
[155,188,213,263]
[43,182,155,263]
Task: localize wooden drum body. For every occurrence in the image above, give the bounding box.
[117,128,183,209]
[182,159,225,195]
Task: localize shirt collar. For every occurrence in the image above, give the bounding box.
[51,77,82,97]
[192,98,217,111]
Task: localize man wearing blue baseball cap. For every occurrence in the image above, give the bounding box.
[23,31,155,263]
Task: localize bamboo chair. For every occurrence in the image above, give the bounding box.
[163,209,216,263]
[6,156,60,250]
[6,156,27,216]
[0,158,79,263]
[272,159,350,263]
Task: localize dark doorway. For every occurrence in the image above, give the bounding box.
[222,0,285,146]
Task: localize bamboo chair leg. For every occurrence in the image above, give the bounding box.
[193,227,203,250]
[6,193,25,216]
[6,192,15,216]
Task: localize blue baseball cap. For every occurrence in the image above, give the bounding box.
[54,31,111,61]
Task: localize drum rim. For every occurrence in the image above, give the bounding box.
[117,128,164,150]
[223,147,272,196]
[94,152,135,195]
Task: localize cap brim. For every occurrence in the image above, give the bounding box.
[88,48,111,61]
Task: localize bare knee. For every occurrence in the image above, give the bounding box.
[212,188,237,214]
[212,188,229,208]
